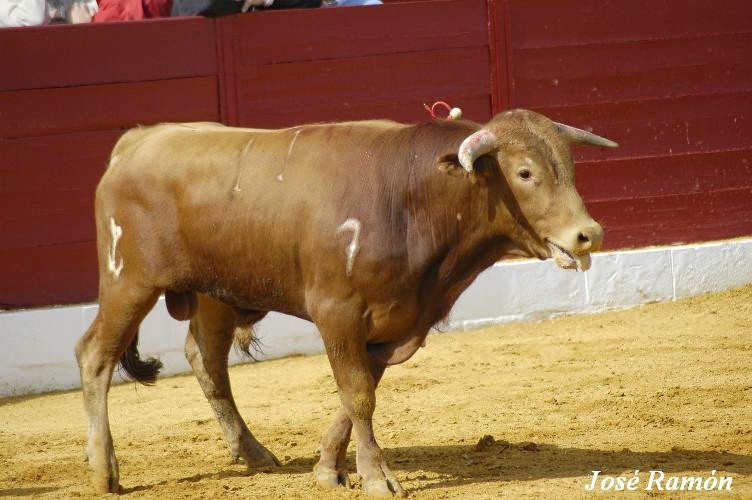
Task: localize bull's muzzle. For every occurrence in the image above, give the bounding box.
[547,220,603,271]
[574,221,604,254]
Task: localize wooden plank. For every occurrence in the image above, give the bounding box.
[488,0,513,111]
[576,148,752,202]
[232,0,488,65]
[215,16,240,126]
[0,130,119,194]
[0,242,97,308]
[0,18,217,92]
[533,91,752,163]
[0,131,120,250]
[0,191,94,250]
[240,96,491,129]
[236,47,492,127]
[508,0,752,50]
[0,77,220,139]
[513,33,752,108]
[589,188,752,250]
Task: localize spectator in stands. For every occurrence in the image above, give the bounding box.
[1,0,96,26]
[93,0,169,21]
[2,0,371,28]
[47,0,169,22]
[322,0,380,6]
[46,0,97,22]
[1,0,46,25]
[171,0,319,17]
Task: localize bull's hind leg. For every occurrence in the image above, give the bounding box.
[314,362,386,490]
[184,294,279,467]
[75,282,160,493]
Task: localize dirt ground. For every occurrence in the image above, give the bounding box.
[1,286,751,499]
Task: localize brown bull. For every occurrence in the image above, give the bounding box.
[75,109,616,497]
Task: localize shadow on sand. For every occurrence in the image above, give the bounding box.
[109,441,750,495]
[0,487,60,497]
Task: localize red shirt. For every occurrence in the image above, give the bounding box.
[93,0,171,21]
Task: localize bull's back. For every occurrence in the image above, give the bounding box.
[95,121,413,315]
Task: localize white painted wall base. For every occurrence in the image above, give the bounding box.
[2,238,751,397]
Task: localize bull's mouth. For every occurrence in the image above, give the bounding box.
[546,239,591,271]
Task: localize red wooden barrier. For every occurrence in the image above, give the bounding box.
[0,18,221,308]
[222,0,492,127]
[497,0,752,250]
[1,0,751,309]
[0,2,495,308]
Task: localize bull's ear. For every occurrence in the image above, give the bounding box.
[437,153,466,177]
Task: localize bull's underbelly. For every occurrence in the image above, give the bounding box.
[173,246,308,319]
[200,277,309,319]
[189,261,426,335]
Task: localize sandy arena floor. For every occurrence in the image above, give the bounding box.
[1,286,751,499]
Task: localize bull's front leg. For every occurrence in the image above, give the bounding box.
[314,362,386,490]
[315,311,404,498]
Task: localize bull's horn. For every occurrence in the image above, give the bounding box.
[458,130,498,172]
[555,122,619,148]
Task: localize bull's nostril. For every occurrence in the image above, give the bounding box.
[578,233,590,244]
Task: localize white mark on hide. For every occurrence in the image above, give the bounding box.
[234,138,254,193]
[286,129,301,162]
[277,129,300,183]
[336,218,362,277]
[108,217,124,278]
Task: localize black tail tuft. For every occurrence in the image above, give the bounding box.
[233,326,264,361]
[119,330,163,385]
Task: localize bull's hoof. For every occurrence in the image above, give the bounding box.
[313,464,350,489]
[363,478,406,498]
[360,462,406,498]
[90,470,122,494]
[240,443,281,468]
[363,479,393,497]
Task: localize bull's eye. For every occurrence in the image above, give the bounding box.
[518,168,532,180]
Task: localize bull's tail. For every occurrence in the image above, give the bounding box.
[233,325,264,361]
[118,330,162,385]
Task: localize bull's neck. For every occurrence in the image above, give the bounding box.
[405,163,515,319]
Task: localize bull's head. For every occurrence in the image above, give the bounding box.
[449,109,617,271]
